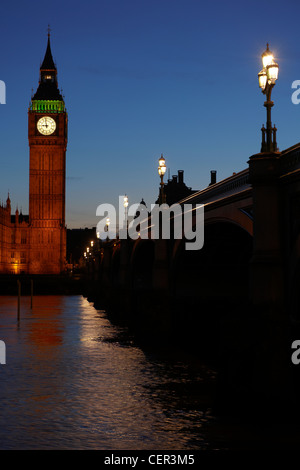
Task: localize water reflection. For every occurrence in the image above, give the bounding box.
[0,295,218,450]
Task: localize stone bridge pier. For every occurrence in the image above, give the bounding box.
[247,149,300,420]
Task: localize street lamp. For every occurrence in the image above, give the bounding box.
[124,194,129,231]
[105,217,110,240]
[258,43,279,152]
[158,154,167,204]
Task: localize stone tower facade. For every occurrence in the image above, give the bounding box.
[28,34,67,273]
[0,34,67,274]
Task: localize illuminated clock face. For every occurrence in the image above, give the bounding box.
[37,116,56,135]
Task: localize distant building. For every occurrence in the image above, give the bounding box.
[67,228,97,267]
[156,170,197,205]
[0,34,67,274]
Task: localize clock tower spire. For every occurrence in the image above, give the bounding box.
[28,32,67,274]
[32,30,63,103]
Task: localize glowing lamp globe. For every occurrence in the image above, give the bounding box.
[158,154,166,176]
[262,43,274,69]
[267,62,279,83]
[258,69,267,90]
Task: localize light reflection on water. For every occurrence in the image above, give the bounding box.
[0,295,218,450]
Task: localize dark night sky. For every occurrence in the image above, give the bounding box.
[1,0,300,230]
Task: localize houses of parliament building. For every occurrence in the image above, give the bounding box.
[0,34,67,274]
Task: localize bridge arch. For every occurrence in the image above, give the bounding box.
[130,238,155,292]
[170,221,253,357]
[204,207,253,237]
[289,231,300,324]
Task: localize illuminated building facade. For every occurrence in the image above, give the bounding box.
[0,34,67,274]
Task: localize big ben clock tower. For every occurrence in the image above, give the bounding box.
[28,32,67,274]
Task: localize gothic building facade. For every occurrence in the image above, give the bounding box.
[0,34,67,274]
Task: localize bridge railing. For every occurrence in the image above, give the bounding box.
[280,143,300,174]
[177,168,250,206]
[125,169,251,243]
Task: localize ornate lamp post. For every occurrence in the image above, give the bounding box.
[158,154,167,204]
[105,217,110,242]
[258,43,279,152]
[123,194,129,231]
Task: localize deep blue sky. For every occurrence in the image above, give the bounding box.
[1,0,300,229]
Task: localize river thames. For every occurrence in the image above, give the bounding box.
[0,295,220,450]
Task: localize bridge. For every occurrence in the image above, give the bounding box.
[85,143,300,419]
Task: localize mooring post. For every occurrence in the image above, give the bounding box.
[17,280,21,321]
[31,279,33,309]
